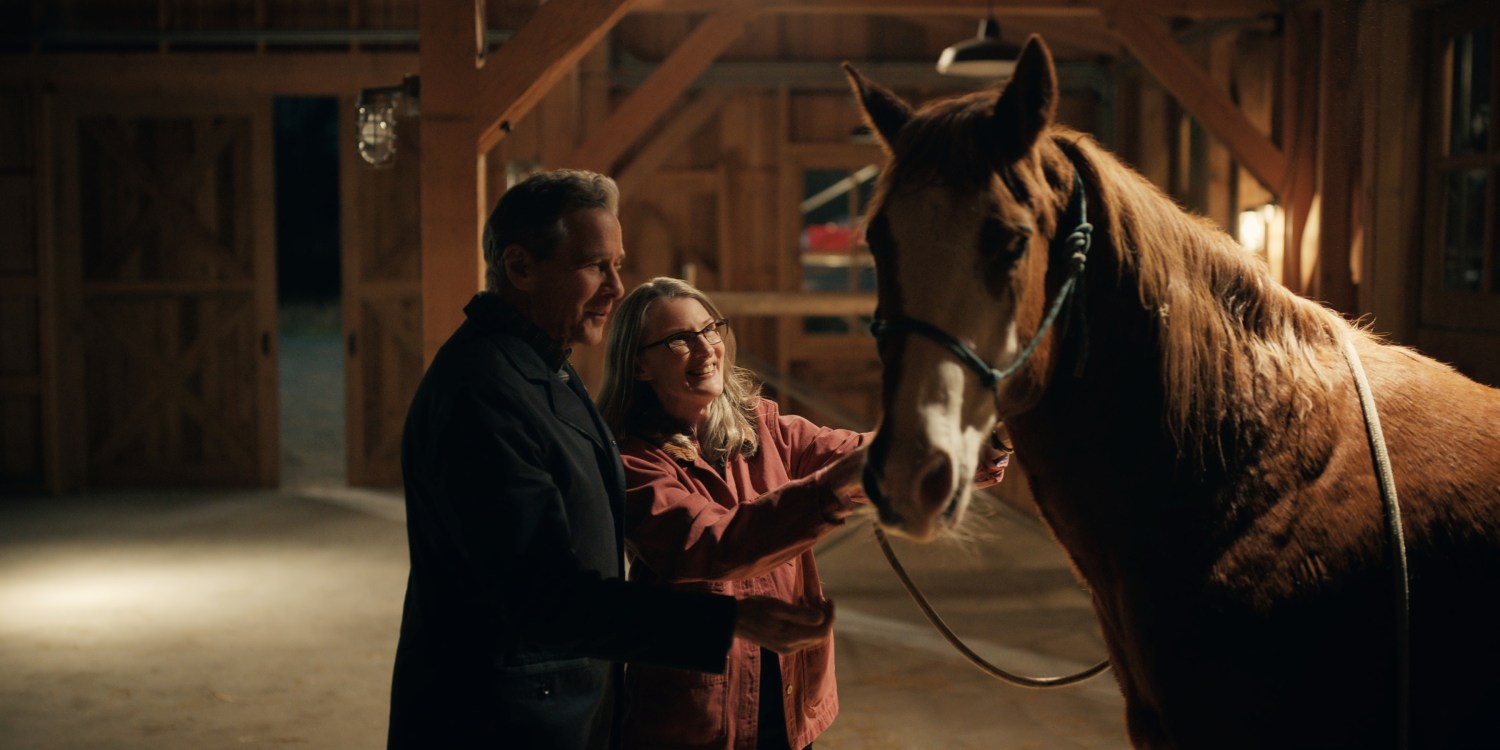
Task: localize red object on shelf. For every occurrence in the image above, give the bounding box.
[804,223,858,253]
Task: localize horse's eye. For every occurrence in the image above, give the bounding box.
[981,217,1029,261]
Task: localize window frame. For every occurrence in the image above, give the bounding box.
[1422,1,1500,332]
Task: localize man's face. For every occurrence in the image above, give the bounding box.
[526,208,626,348]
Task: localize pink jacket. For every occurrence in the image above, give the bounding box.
[618,399,864,750]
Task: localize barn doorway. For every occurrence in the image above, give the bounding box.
[273,96,346,488]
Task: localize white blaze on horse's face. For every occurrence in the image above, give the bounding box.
[846,35,1059,541]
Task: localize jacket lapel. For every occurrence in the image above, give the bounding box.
[548,366,607,451]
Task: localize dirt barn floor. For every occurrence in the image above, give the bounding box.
[0,333,1129,749]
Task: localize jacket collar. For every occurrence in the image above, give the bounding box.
[464,293,618,454]
[463,292,572,377]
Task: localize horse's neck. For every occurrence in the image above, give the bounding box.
[1007,185,1297,577]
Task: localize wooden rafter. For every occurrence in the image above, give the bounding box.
[633,0,1277,18]
[564,4,756,173]
[1099,4,1288,194]
[421,0,640,360]
[473,0,641,153]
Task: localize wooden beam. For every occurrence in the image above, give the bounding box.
[711,291,876,317]
[419,0,486,363]
[616,90,732,197]
[1315,0,1357,312]
[1100,4,1288,194]
[473,0,639,154]
[634,0,1277,18]
[0,53,421,95]
[563,5,756,173]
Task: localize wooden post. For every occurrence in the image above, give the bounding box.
[1362,2,1422,341]
[1281,8,1320,294]
[1315,0,1358,313]
[419,0,639,364]
[419,0,486,363]
[473,0,640,154]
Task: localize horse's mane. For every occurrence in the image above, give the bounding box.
[1055,129,1349,464]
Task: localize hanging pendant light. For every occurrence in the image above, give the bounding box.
[936,2,1019,79]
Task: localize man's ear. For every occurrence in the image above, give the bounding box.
[501,244,534,292]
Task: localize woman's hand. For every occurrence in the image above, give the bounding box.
[818,447,869,522]
[972,422,1012,490]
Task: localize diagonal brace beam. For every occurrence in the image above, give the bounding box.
[473,0,641,153]
[1099,4,1289,194]
[564,4,757,173]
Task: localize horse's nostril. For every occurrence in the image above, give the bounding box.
[917,453,954,512]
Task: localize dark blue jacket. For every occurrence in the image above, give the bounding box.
[388,294,736,749]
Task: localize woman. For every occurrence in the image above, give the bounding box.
[598,277,1006,749]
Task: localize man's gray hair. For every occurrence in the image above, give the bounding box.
[481,169,620,292]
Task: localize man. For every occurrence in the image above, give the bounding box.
[387,170,835,750]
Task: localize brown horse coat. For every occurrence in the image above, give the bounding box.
[848,36,1500,749]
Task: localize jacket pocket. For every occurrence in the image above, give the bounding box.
[491,659,607,747]
[622,664,728,748]
[799,640,835,711]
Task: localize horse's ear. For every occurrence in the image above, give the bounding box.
[842,62,912,152]
[986,35,1058,164]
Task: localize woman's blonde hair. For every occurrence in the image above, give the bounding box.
[598,277,761,464]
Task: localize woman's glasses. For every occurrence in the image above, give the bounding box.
[638,319,729,355]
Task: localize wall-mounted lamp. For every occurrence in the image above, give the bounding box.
[1237,203,1282,256]
[936,1,1019,79]
[356,74,420,169]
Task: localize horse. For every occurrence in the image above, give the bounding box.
[844,36,1500,749]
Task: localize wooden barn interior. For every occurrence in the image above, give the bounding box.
[3,0,1497,496]
[0,0,1497,746]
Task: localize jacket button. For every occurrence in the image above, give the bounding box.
[539,686,551,698]
[785,685,793,696]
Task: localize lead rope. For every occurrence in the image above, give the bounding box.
[872,524,1111,688]
[1340,333,1411,749]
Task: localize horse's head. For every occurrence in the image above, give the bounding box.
[846,37,1081,540]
